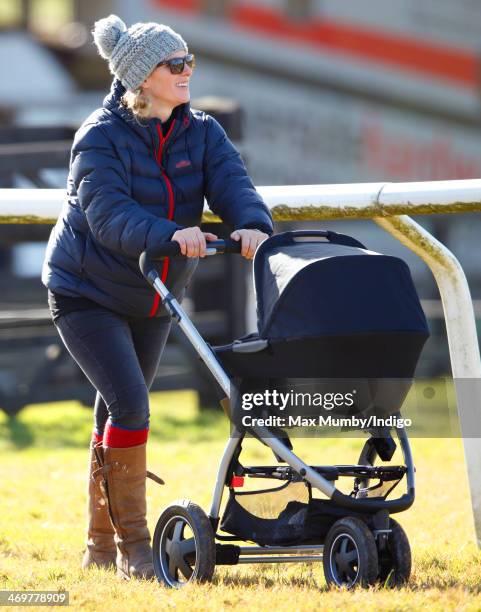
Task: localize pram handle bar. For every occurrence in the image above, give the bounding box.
[144,239,241,260]
[139,239,241,285]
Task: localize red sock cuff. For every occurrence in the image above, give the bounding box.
[103,421,149,448]
[92,431,103,444]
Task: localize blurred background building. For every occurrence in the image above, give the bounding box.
[0,0,480,413]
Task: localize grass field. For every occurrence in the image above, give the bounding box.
[1,390,481,611]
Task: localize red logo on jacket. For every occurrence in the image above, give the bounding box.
[175,159,192,169]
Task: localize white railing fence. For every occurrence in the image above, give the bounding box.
[1,179,481,544]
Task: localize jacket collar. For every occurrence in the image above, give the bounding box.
[103,79,191,147]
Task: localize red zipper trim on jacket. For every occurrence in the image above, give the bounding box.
[149,119,176,317]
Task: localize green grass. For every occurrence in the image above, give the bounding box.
[1,390,481,611]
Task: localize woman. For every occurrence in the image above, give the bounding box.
[42,14,273,580]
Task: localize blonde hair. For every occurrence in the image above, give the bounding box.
[121,88,152,120]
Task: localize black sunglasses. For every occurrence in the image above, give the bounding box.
[157,53,196,75]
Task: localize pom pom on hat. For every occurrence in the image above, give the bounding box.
[92,14,127,60]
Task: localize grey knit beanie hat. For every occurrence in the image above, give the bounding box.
[92,14,188,92]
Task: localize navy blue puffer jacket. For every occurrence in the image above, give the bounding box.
[42,79,273,317]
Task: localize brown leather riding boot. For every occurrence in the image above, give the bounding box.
[81,442,116,570]
[101,443,155,580]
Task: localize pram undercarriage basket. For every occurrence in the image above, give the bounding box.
[220,463,406,547]
[139,230,429,589]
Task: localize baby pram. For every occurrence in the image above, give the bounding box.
[139,229,429,589]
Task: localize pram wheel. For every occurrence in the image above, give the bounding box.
[377,518,411,587]
[323,517,379,588]
[153,500,216,588]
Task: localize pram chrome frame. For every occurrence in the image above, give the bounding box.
[147,261,416,525]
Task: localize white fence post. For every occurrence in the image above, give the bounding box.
[375,214,481,545]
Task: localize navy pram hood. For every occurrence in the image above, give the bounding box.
[254,230,428,340]
[215,230,429,381]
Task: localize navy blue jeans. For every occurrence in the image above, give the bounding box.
[54,308,171,433]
